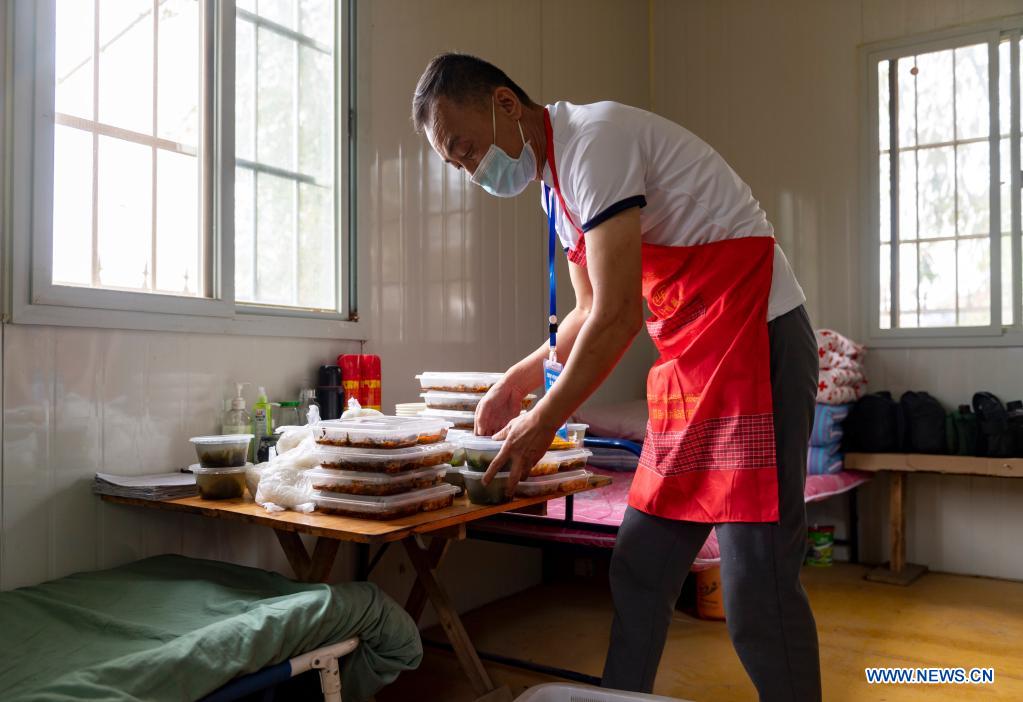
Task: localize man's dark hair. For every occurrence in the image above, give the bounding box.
[411,53,535,133]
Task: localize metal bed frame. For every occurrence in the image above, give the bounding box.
[201,638,359,702]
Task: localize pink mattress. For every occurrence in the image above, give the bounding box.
[476,467,872,571]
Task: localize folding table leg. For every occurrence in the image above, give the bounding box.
[401,536,505,699]
[274,529,342,584]
[404,537,450,623]
[275,529,312,581]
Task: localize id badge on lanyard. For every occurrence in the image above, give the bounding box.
[543,185,569,440]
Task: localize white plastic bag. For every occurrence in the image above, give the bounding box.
[340,397,383,420]
[273,403,322,455]
[254,435,321,512]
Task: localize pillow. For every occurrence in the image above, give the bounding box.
[573,399,648,441]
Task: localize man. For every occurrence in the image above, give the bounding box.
[411,53,821,701]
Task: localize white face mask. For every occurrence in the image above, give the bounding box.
[470,98,536,198]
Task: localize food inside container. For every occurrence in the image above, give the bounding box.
[313,484,458,520]
[313,442,454,474]
[189,434,253,468]
[191,465,248,500]
[460,436,504,471]
[314,416,448,449]
[534,448,592,474]
[515,469,592,497]
[418,408,476,430]
[416,371,504,393]
[459,468,512,505]
[306,465,448,496]
[446,429,472,467]
[421,391,537,412]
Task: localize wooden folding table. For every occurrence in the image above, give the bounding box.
[101,474,611,702]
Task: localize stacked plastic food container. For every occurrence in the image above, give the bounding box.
[415,371,592,505]
[306,416,459,520]
[415,371,512,429]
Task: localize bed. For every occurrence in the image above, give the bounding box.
[0,554,422,702]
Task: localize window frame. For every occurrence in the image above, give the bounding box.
[4,0,363,339]
[861,17,1023,348]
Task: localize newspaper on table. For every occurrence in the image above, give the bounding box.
[93,471,197,501]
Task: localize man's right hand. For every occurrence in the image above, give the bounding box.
[474,378,526,436]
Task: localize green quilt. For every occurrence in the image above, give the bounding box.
[0,554,422,701]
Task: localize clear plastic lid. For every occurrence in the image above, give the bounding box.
[458,467,511,478]
[421,390,487,402]
[536,448,592,468]
[416,371,504,392]
[306,464,448,486]
[459,436,504,451]
[313,442,454,469]
[189,434,254,445]
[312,484,459,514]
[315,416,449,447]
[515,469,592,496]
[418,408,476,428]
[445,428,474,441]
[567,423,589,431]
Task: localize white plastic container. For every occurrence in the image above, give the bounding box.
[416,371,504,393]
[514,683,688,702]
[306,465,448,496]
[515,469,592,497]
[459,468,512,505]
[460,436,504,471]
[313,484,458,520]
[190,464,248,499]
[534,448,592,474]
[418,408,476,429]
[421,390,537,411]
[189,434,254,468]
[314,416,449,448]
[312,442,455,473]
[567,422,589,445]
[421,390,486,411]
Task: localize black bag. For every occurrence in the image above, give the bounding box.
[972,392,1014,457]
[843,391,904,453]
[899,391,947,454]
[1007,400,1023,457]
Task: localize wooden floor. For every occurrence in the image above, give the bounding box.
[378,563,1023,701]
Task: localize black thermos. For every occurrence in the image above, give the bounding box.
[316,365,343,420]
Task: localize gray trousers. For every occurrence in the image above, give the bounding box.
[602,305,822,701]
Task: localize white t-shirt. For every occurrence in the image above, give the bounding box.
[540,100,805,321]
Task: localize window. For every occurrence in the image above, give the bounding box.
[235,1,337,311]
[53,0,205,296]
[868,23,1023,342]
[8,0,358,336]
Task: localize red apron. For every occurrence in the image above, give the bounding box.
[543,109,779,523]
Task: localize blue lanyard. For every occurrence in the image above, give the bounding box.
[545,185,558,354]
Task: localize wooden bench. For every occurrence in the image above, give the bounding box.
[844,453,1023,585]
